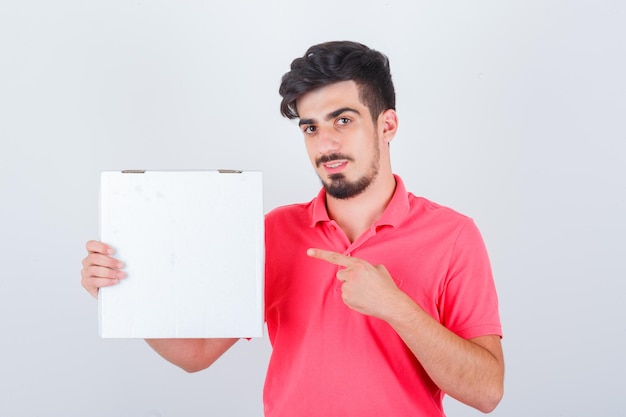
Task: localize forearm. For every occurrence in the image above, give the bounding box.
[145,337,239,373]
[384,294,504,413]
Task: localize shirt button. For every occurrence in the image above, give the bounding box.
[330,225,337,231]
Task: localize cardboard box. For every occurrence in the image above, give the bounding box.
[98,170,264,338]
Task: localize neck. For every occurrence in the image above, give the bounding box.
[326,172,397,242]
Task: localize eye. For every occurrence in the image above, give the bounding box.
[302,125,317,134]
[336,117,351,126]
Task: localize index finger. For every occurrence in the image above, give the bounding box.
[307,248,359,267]
[86,240,114,255]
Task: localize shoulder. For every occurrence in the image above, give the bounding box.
[265,200,314,228]
[399,193,489,252]
[407,193,472,226]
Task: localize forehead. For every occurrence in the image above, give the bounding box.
[296,81,369,118]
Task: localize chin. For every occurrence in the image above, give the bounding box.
[322,174,373,200]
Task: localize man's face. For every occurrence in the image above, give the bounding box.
[296,81,384,200]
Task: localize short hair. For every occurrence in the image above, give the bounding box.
[279,41,396,121]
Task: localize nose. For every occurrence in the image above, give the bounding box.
[315,127,340,155]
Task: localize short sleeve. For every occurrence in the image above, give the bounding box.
[439,219,502,340]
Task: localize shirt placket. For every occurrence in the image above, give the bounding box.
[325,222,379,292]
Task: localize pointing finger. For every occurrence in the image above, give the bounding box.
[307,248,359,267]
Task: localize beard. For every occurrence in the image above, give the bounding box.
[316,144,380,200]
[322,171,377,199]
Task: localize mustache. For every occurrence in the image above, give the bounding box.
[316,153,354,167]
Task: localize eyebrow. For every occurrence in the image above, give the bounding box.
[298,107,361,127]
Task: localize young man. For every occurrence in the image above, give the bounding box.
[82,41,504,416]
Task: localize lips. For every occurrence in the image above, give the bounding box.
[316,153,352,170]
[322,160,348,174]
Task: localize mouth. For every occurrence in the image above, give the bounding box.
[320,160,348,175]
[324,160,347,169]
[316,153,352,174]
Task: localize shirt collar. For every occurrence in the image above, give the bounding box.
[309,174,410,228]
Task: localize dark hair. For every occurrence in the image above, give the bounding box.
[279,41,396,121]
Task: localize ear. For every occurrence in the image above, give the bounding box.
[379,109,398,144]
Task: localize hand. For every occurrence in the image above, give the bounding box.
[306,248,407,319]
[81,240,126,299]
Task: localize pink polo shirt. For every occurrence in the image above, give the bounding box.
[263,175,501,417]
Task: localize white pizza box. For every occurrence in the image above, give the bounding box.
[98,170,264,338]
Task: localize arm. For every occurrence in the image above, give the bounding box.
[382,291,503,413]
[145,338,239,373]
[81,240,238,372]
[307,248,504,413]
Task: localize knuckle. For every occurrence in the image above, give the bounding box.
[80,276,90,290]
[87,265,102,277]
[85,253,97,265]
[85,265,94,276]
[98,266,113,278]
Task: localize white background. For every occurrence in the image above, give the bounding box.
[1,1,624,416]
